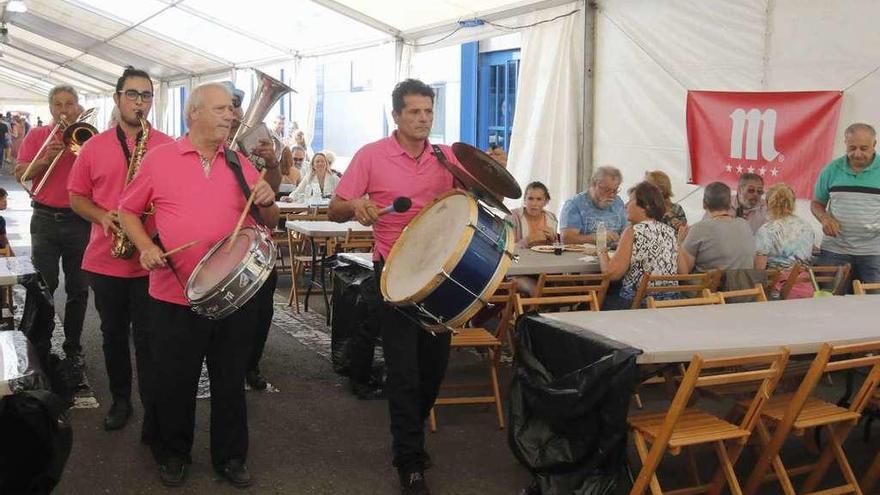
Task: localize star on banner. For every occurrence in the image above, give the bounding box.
[736,165,744,174]
[725,164,733,172]
[770,168,779,177]
[747,166,755,174]
[758,167,767,176]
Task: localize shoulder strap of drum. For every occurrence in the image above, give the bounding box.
[430,144,465,190]
[223,147,266,227]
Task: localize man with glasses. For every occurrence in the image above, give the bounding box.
[732,173,767,233]
[68,66,175,435]
[560,165,627,245]
[16,84,92,384]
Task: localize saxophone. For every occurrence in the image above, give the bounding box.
[110,112,149,259]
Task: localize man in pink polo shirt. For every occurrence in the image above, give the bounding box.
[69,67,174,436]
[119,82,278,488]
[16,85,91,379]
[329,79,457,495]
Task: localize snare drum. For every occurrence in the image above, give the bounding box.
[380,189,514,331]
[186,226,276,319]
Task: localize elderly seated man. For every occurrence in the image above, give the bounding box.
[679,181,756,273]
[560,165,626,245]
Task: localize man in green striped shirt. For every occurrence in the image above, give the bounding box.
[811,122,880,284]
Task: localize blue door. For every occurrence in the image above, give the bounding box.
[478,49,520,151]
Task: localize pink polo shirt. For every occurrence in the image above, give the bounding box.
[335,133,456,260]
[17,124,77,208]
[68,126,175,278]
[119,136,260,306]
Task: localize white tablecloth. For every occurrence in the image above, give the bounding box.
[286,220,371,238]
[544,296,880,364]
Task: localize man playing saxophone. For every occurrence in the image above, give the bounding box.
[68,67,174,436]
[15,85,91,382]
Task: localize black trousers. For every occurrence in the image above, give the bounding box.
[373,260,451,473]
[148,295,256,468]
[88,274,153,421]
[247,271,277,373]
[29,206,90,357]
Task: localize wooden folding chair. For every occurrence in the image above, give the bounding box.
[743,340,880,495]
[0,245,13,325]
[853,279,880,295]
[811,263,852,295]
[718,284,768,304]
[534,272,611,308]
[631,272,715,309]
[336,229,374,253]
[514,293,601,316]
[287,213,332,312]
[429,281,515,432]
[646,288,725,309]
[629,348,790,495]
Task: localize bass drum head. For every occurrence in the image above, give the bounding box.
[186,227,259,301]
[382,191,474,303]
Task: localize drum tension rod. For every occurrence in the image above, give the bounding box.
[439,269,488,306]
[466,222,518,261]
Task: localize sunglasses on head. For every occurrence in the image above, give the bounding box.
[232,97,242,109]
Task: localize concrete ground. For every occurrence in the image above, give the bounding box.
[4,170,880,495]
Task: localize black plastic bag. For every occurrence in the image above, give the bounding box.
[329,260,380,375]
[508,314,640,495]
[0,389,73,494]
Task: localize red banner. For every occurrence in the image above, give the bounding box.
[686,91,843,198]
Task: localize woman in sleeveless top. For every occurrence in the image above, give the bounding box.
[598,181,680,310]
[506,181,558,249]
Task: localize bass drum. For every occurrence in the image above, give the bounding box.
[380,189,514,331]
[186,226,276,319]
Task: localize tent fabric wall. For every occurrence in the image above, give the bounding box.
[592,0,880,236]
[506,3,584,214]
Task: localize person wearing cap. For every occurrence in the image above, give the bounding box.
[222,80,283,392]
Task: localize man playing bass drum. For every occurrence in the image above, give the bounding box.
[329,79,461,495]
[119,83,278,488]
[68,67,175,436]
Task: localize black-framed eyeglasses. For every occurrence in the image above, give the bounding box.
[119,89,153,102]
[292,158,304,162]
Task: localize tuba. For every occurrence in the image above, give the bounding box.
[228,69,296,169]
[110,112,149,259]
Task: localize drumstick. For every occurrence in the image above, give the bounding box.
[161,240,199,259]
[226,168,268,253]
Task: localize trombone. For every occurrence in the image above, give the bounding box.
[20,107,98,197]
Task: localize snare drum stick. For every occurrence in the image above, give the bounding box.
[227,168,268,253]
[161,240,199,259]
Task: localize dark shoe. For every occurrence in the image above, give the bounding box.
[400,471,430,494]
[352,381,385,400]
[159,457,187,487]
[103,401,132,431]
[245,370,268,391]
[216,458,252,488]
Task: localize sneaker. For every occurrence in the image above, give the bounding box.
[103,400,132,431]
[159,457,187,487]
[216,458,252,488]
[245,370,268,391]
[399,471,430,495]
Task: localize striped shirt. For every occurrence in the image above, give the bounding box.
[814,154,880,255]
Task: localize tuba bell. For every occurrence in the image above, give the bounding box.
[228,69,296,168]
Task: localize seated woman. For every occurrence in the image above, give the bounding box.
[644,170,687,230]
[754,183,815,298]
[280,146,300,186]
[678,181,755,273]
[286,151,339,200]
[506,181,558,249]
[598,182,679,310]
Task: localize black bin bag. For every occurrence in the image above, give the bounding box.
[329,259,380,376]
[508,314,641,495]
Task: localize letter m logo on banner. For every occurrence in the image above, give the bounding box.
[687,91,843,198]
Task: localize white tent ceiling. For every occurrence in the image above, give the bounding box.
[0,0,568,101]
